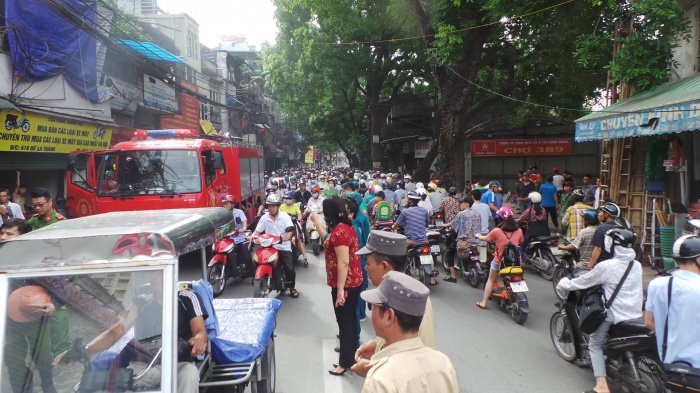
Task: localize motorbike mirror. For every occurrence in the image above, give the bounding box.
[285,226,295,233]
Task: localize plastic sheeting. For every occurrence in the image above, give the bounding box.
[210,298,281,364]
[6,0,100,102]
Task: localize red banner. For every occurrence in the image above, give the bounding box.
[161,81,201,130]
[471,138,571,157]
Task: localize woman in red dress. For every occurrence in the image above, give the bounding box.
[309,196,363,376]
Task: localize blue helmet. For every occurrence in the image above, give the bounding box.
[581,209,599,226]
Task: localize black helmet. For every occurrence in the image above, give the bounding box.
[581,209,599,226]
[407,191,421,201]
[448,187,457,195]
[572,189,584,201]
[398,180,405,188]
[606,228,636,248]
[381,181,391,190]
[599,202,620,218]
[673,235,700,259]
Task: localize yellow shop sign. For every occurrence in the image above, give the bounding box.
[0,110,112,153]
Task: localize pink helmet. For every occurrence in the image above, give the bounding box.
[221,195,237,204]
[497,206,514,220]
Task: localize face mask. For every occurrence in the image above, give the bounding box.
[285,199,293,205]
[312,193,319,198]
[272,186,278,190]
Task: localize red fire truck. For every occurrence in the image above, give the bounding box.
[66,129,265,221]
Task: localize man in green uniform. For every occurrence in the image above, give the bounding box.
[27,188,65,231]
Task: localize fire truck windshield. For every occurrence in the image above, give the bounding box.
[98,150,202,196]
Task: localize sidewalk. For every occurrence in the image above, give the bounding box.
[509,201,659,294]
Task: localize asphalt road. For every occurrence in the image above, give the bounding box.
[180,250,593,393]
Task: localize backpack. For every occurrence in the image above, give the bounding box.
[376,201,393,221]
[501,230,521,266]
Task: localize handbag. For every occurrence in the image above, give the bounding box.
[527,207,550,238]
[578,261,634,335]
[661,277,700,392]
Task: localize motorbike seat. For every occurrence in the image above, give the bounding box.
[608,318,652,336]
[533,236,558,242]
[407,241,430,254]
[499,266,524,276]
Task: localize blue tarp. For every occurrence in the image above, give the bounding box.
[210,298,281,364]
[114,40,184,63]
[6,0,100,102]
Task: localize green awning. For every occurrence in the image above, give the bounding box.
[575,74,700,142]
[0,98,19,111]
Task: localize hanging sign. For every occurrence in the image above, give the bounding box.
[471,138,571,157]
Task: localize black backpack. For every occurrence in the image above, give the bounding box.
[502,230,521,267]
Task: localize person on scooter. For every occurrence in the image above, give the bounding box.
[248,194,300,298]
[221,195,254,279]
[588,202,621,269]
[442,196,480,283]
[370,191,393,229]
[281,192,309,267]
[294,182,311,209]
[393,191,436,286]
[516,191,549,263]
[475,206,524,310]
[556,228,642,393]
[307,185,325,212]
[561,189,589,241]
[645,235,700,370]
[559,209,599,277]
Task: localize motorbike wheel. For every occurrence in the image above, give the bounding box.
[253,275,271,298]
[207,263,227,298]
[607,351,665,393]
[441,249,450,272]
[419,265,431,287]
[509,292,528,325]
[312,239,320,256]
[538,249,557,281]
[552,267,568,301]
[467,265,481,288]
[21,122,30,132]
[4,121,11,130]
[549,312,577,361]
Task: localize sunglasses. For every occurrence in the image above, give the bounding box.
[31,202,49,208]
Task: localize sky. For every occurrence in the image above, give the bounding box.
[157,0,278,49]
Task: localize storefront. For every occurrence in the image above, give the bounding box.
[0,108,112,201]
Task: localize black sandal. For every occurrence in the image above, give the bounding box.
[303,259,309,267]
[290,288,300,298]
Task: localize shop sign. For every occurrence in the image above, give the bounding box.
[161,81,200,130]
[143,74,178,113]
[373,161,381,169]
[372,135,379,144]
[471,138,571,157]
[304,145,314,164]
[0,110,112,153]
[415,140,432,158]
[107,77,140,115]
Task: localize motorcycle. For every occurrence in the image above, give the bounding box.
[405,243,439,288]
[207,229,251,297]
[433,211,444,226]
[440,229,481,286]
[5,113,30,132]
[251,231,295,298]
[487,262,529,324]
[522,235,559,280]
[550,292,665,392]
[305,206,325,256]
[552,243,580,301]
[427,225,442,264]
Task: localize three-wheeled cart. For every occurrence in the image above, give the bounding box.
[0,208,278,393]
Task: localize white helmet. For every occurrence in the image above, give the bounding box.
[528,191,542,204]
[374,186,383,193]
[416,188,427,196]
[416,182,424,189]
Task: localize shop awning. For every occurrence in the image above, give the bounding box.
[0,98,18,111]
[114,40,184,63]
[575,74,700,142]
[200,119,218,136]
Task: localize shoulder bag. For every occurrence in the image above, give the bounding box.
[661,277,700,392]
[578,261,634,335]
[527,207,550,238]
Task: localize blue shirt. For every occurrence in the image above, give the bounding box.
[230,209,248,244]
[481,190,502,219]
[646,270,700,367]
[396,205,430,241]
[539,183,558,208]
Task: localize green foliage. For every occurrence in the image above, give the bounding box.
[102,0,149,41]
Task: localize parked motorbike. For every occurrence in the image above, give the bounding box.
[251,231,295,298]
[405,243,439,288]
[5,113,30,132]
[522,235,559,280]
[305,206,325,256]
[207,229,251,297]
[552,242,580,301]
[550,292,665,392]
[487,263,529,324]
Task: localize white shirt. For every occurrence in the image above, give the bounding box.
[552,174,565,190]
[3,201,23,219]
[306,196,325,211]
[558,258,643,323]
[254,211,294,252]
[418,200,433,216]
[471,202,491,235]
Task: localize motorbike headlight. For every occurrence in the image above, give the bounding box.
[268,253,278,263]
[222,244,235,253]
[253,253,258,262]
[260,238,273,247]
[212,243,216,252]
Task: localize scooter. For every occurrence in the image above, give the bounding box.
[207,229,251,297]
[441,229,482,286]
[552,242,580,301]
[487,262,529,324]
[433,211,444,226]
[405,243,439,288]
[251,231,294,298]
[522,235,559,280]
[5,113,30,132]
[550,291,665,392]
[305,206,325,256]
[427,225,442,263]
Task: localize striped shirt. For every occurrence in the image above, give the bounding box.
[396,205,430,241]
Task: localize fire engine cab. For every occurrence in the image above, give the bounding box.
[66,129,265,221]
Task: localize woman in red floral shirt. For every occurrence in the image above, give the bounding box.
[309,196,363,376]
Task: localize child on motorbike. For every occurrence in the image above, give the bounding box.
[281,192,308,267]
[475,206,524,310]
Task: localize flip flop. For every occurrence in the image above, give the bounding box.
[303,259,309,268]
[290,289,300,298]
[430,280,439,286]
[475,302,487,309]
